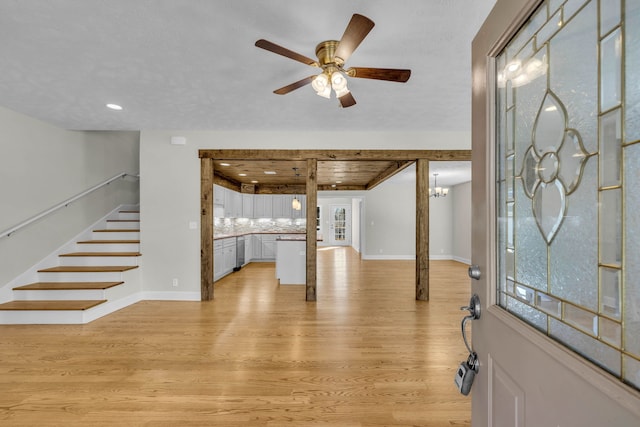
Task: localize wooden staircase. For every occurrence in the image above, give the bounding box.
[0,209,142,324]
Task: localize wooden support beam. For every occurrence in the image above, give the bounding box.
[199,149,472,161]
[254,184,307,195]
[213,173,242,192]
[366,160,414,190]
[201,158,214,301]
[416,159,429,301]
[306,158,318,302]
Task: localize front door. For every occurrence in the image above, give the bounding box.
[328,204,351,246]
[471,0,640,425]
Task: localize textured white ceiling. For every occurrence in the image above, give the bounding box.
[0,0,496,133]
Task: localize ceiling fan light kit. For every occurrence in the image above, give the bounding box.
[255,14,411,108]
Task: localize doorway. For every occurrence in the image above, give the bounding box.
[328,204,351,246]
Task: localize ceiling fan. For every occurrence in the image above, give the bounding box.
[255,13,411,108]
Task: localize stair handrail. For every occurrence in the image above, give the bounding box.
[1,172,139,239]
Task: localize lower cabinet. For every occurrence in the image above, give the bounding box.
[251,235,262,259]
[214,240,224,281]
[214,234,303,281]
[244,235,252,265]
[223,239,236,274]
[261,235,276,260]
[214,238,236,282]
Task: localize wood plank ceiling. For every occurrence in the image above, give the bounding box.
[211,159,414,193]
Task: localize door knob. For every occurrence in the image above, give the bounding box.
[468,264,481,280]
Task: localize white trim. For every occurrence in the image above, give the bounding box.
[452,255,471,265]
[0,204,139,300]
[361,254,415,260]
[142,291,201,301]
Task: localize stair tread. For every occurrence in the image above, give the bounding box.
[77,240,140,244]
[93,229,140,232]
[60,252,141,257]
[14,282,124,290]
[38,266,139,273]
[0,300,106,311]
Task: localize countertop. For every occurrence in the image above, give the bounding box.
[276,235,323,242]
[213,231,305,241]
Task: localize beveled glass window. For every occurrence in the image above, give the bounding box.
[495,0,640,391]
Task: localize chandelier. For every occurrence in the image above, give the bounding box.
[429,173,449,198]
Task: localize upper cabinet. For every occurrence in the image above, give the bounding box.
[254,195,273,218]
[224,188,242,218]
[213,184,225,205]
[242,194,254,218]
[214,187,305,219]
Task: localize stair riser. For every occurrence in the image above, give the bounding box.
[92,231,140,240]
[106,221,140,230]
[37,271,125,282]
[0,310,86,325]
[76,243,140,252]
[58,257,140,267]
[118,212,140,221]
[13,289,107,301]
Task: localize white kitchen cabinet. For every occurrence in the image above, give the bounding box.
[242,194,253,218]
[272,195,289,218]
[214,240,224,281]
[261,235,276,259]
[251,234,262,259]
[254,195,273,218]
[244,234,252,264]
[222,238,237,274]
[224,190,242,218]
[213,184,225,206]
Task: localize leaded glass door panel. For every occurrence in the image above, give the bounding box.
[328,205,351,246]
[471,0,640,425]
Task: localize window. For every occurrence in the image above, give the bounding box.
[495,0,640,390]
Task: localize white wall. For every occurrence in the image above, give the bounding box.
[139,130,471,296]
[0,106,140,289]
[363,173,416,259]
[452,181,471,264]
[428,194,453,259]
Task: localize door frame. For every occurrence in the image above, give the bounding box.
[328,204,351,246]
[199,149,471,302]
[472,0,640,424]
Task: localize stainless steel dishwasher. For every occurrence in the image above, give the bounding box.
[234,236,245,271]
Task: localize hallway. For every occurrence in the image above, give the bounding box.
[0,248,472,426]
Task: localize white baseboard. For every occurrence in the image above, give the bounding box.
[142,291,201,301]
[361,254,415,260]
[452,256,471,265]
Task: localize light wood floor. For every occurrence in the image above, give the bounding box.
[0,247,472,426]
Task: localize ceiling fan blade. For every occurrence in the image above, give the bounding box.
[274,75,316,95]
[334,14,375,64]
[346,67,411,82]
[338,92,357,108]
[255,39,319,67]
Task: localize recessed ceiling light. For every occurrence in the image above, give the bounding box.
[239,173,247,176]
[106,103,123,110]
[264,171,277,175]
[336,181,342,184]
[220,162,230,166]
[251,180,259,184]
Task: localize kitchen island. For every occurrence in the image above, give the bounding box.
[275,235,322,285]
